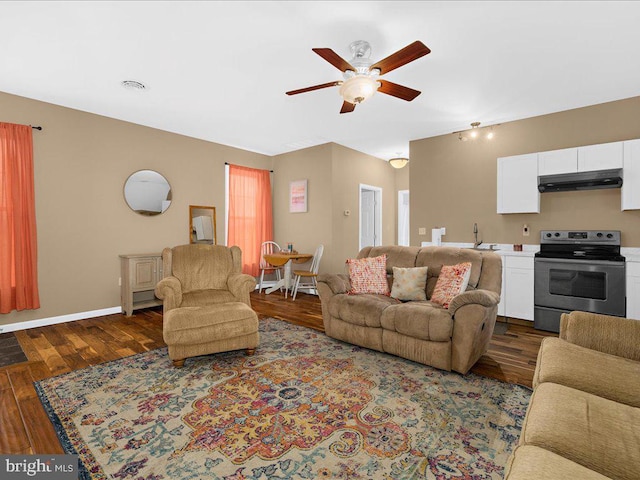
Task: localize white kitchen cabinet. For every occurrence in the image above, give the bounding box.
[626,261,640,321]
[577,141,623,172]
[538,148,578,175]
[497,261,506,316]
[497,153,540,214]
[503,256,535,321]
[622,139,640,210]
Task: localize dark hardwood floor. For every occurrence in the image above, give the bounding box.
[0,291,556,454]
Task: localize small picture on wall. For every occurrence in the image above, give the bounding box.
[289,179,308,213]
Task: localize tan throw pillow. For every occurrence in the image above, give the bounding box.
[346,255,389,295]
[430,262,472,308]
[390,266,428,301]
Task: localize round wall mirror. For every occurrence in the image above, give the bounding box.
[123,170,172,216]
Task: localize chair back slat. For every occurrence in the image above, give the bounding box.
[260,241,281,268]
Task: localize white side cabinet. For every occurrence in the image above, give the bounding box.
[503,256,535,321]
[578,141,623,172]
[622,139,640,210]
[120,253,163,316]
[497,153,540,214]
[626,262,640,321]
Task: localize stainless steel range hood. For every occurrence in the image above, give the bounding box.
[538,168,623,193]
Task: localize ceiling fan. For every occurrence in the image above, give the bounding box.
[286,40,431,114]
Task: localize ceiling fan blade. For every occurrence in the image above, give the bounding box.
[312,48,356,72]
[340,101,356,114]
[370,41,431,75]
[286,81,341,96]
[378,80,421,101]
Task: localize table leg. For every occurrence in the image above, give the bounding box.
[264,260,293,296]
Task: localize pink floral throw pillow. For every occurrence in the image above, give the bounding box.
[346,255,390,295]
[430,262,472,308]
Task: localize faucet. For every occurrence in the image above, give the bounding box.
[473,223,483,248]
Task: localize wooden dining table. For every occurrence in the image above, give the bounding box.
[263,252,313,295]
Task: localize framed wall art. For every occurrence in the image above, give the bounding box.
[289,179,308,213]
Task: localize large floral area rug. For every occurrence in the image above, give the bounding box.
[36,318,531,480]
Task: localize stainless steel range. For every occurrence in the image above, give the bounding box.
[534,230,626,332]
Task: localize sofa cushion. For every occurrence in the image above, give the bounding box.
[346,254,390,295]
[390,266,428,301]
[505,445,612,480]
[416,247,483,297]
[534,337,640,408]
[328,293,399,328]
[380,302,453,342]
[430,262,472,308]
[520,382,640,480]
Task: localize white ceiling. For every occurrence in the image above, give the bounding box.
[2,1,640,160]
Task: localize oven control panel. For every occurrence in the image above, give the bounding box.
[540,230,621,244]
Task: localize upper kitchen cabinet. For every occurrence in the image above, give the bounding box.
[497,153,540,214]
[622,139,640,210]
[538,148,578,175]
[577,141,623,172]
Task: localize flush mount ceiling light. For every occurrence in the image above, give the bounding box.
[121,80,148,91]
[455,122,499,142]
[389,157,409,169]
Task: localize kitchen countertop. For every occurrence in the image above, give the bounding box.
[420,242,539,257]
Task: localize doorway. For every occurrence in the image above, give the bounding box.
[359,184,382,250]
[398,190,410,246]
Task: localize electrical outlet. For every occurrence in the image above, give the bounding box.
[118,277,122,286]
[418,227,427,235]
[523,224,530,237]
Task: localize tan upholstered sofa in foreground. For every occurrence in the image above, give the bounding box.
[505,311,640,480]
[317,246,502,374]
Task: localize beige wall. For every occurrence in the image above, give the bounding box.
[0,92,270,326]
[410,96,640,247]
[273,143,398,274]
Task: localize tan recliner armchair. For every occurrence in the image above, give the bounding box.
[155,244,259,367]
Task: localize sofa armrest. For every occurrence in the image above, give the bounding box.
[560,311,640,362]
[155,276,182,312]
[227,273,257,305]
[317,273,350,295]
[448,289,500,316]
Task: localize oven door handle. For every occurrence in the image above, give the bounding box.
[535,257,625,267]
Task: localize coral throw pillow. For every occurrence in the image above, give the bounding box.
[430,262,472,308]
[346,255,390,295]
[390,266,428,301]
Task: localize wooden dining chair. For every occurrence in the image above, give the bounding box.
[291,244,324,301]
[258,241,283,293]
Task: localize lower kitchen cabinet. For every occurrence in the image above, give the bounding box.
[626,261,640,321]
[498,255,535,321]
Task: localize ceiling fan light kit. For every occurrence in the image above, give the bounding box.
[286,40,431,114]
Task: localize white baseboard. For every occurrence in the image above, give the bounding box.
[0,306,122,333]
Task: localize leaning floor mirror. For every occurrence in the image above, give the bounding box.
[189,205,217,245]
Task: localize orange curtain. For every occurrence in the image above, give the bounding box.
[0,123,39,314]
[228,164,273,276]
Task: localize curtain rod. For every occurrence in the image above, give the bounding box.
[225,162,273,173]
[31,126,42,130]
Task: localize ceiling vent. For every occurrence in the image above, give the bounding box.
[121,80,147,91]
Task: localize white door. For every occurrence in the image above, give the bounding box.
[398,190,410,246]
[359,185,382,250]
